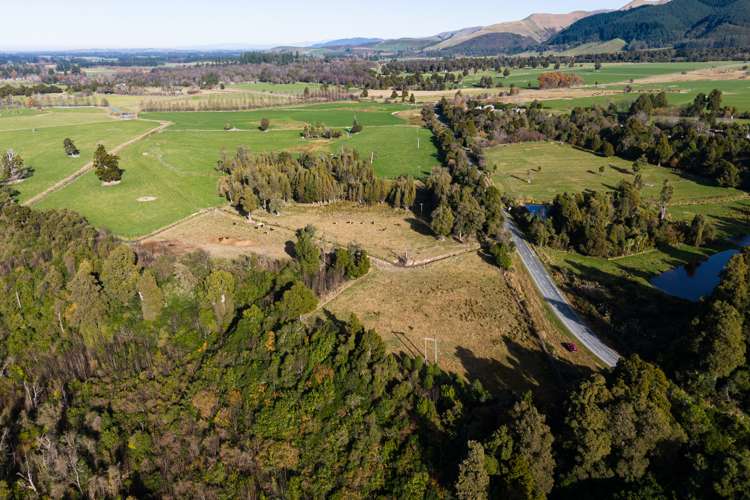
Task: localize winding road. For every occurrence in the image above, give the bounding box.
[505,214,622,368]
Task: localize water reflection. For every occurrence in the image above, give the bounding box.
[651,236,750,302]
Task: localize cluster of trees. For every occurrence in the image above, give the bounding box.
[516,180,713,257]
[461,93,749,188]
[683,88,737,119]
[421,100,509,259]
[0,150,32,185]
[0,194,437,497]
[93,145,123,183]
[301,122,343,139]
[537,71,583,89]
[237,51,306,65]
[216,147,416,215]
[0,83,63,98]
[291,225,371,295]
[96,59,381,91]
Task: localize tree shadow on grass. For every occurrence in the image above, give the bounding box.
[284,240,296,259]
[455,339,594,408]
[608,165,633,176]
[557,259,693,372]
[404,217,435,237]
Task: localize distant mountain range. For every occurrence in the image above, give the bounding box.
[271,10,603,55]
[270,0,749,56]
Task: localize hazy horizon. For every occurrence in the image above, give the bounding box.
[1,0,630,51]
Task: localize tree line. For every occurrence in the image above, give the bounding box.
[382,46,750,75]
[0,84,63,98]
[421,99,514,267]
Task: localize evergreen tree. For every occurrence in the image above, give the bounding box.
[431,203,455,239]
[659,180,673,220]
[294,225,322,279]
[137,270,163,322]
[101,245,140,305]
[93,145,123,183]
[63,138,80,157]
[350,118,363,134]
[693,301,745,381]
[455,441,489,500]
[654,133,672,166]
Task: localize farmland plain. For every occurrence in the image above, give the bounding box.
[33,101,438,238]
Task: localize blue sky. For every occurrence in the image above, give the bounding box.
[1,0,629,50]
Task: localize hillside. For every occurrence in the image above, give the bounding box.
[550,0,750,48]
[431,11,598,50]
[311,37,383,48]
[620,0,671,9]
[439,32,539,56]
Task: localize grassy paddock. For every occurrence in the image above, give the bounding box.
[489,141,746,210]
[2,120,156,202]
[0,107,116,131]
[325,251,595,395]
[141,209,294,261]
[253,202,468,264]
[457,61,736,90]
[142,101,413,130]
[541,78,750,112]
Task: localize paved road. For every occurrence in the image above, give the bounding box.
[505,215,622,368]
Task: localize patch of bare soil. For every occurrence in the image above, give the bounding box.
[141,209,293,261]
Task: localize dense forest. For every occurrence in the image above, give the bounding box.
[2,163,750,496]
[550,0,750,49]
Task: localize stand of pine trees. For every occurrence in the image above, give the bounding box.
[216,148,416,214]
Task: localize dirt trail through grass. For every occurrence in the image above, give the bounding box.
[23,121,172,206]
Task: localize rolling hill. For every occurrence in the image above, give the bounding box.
[431,11,599,51]
[620,0,671,9]
[550,0,750,48]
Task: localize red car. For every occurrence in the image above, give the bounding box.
[562,342,578,353]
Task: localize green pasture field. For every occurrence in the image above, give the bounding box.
[0,108,42,119]
[142,101,411,130]
[228,82,324,93]
[492,141,750,291]
[35,102,438,238]
[489,141,745,207]
[2,119,156,202]
[0,107,117,131]
[35,131,228,239]
[458,61,737,90]
[540,78,750,112]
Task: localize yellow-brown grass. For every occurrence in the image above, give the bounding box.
[325,252,596,396]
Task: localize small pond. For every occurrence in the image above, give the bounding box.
[650,235,750,302]
[525,204,548,219]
